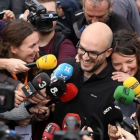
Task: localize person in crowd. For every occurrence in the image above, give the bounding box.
[71,0,134,46]
[0,19,49,125]
[112,0,140,36]
[53,22,121,140]
[56,0,82,31]
[108,29,140,140]
[23,0,76,68]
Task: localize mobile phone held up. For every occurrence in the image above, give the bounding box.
[0,12,4,20]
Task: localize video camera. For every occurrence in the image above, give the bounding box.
[25,0,58,31]
[0,84,14,110]
[54,116,89,140]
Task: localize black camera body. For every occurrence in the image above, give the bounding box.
[54,117,89,140]
[0,84,15,110]
[25,0,58,31]
[121,116,138,139]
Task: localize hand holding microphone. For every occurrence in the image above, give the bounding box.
[25,54,57,70]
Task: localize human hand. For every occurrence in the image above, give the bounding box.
[16,116,33,127]
[27,89,46,104]
[3,58,30,74]
[3,10,15,22]
[111,72,130,82]
[82,135,93,140]
[108,124,120,140]
[29,99,50,114]
[118,128,136,140]
[23,9,30,21]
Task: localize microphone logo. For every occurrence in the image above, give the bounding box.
[58,74,67,81]
[64,66,71,73]
[50,87,58,96]
[24,85,33,95]
[37,77,47,89]
[45,124,56,135]
[103,106,112,114]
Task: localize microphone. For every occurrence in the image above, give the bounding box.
[51,63,73,82]
[45,83,78,107]
[62,113,81,130]
[22,72,50,97]
[123,77,140,98]
[41,123,60,140]
[114,85,140,105]
[46,79,67,97]
[103,102,124,139]
[25,54,57,70]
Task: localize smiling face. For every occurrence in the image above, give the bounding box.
[111,52,138,77]
[11,31,39,63]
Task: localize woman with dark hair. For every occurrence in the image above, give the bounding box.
[108,30,140,140]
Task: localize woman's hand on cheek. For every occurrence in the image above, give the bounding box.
[111,72,130,82]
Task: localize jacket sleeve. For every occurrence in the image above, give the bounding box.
[0,73,21,90]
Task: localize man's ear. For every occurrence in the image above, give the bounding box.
[106,48,113,58]
[11,46,18,54]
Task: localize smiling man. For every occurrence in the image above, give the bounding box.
[71,0,134,46]
[53,22,122,140]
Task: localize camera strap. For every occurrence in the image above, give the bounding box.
[11,72,28,84]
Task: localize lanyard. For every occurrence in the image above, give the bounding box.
[11,72,28,84]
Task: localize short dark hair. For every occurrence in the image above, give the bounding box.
[112,30,140,81]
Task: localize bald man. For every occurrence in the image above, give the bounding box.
[53,22,122,140]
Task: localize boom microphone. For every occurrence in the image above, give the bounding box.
[22,72,50,97]
[103,102,124,139]
[114,86,140,105]
[41,123,60,140]
[62,113,81,130]
[25,54,57,70]
[51,63,73,82]
[123,77,140,98]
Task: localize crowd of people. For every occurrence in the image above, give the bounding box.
[0,0,140,140]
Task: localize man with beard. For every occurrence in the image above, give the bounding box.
[71,0,134,46]
[53,22,121,140]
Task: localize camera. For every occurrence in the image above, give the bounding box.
[25,0,58,31]
[54,116,89,140]
[121,116,138,139]
[0,84,15,110]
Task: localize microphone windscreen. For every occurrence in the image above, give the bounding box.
[62,113,81,130]
[59,83,78,102]
[46,79,67,97]
[32,72,50,90]
[114,86,135,105]
[36,54,57,70]
[123,77,140,98]
[51,63,73,81]
[103,102,123,125]
[42,123,60,140]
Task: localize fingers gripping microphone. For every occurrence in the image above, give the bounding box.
[123,77,140,98]
[114,86,140,105]
[42,123,60,140]
[25,54,57,70]
[103,102,124,139]
[22,72,50,97]
[51,63,73,82]
[62,113,81,130]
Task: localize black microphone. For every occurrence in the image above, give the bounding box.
[46,79,67,97]
[103,102,124,139]
[22,72,50,97]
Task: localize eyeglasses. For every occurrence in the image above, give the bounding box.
[76,41,111,60]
